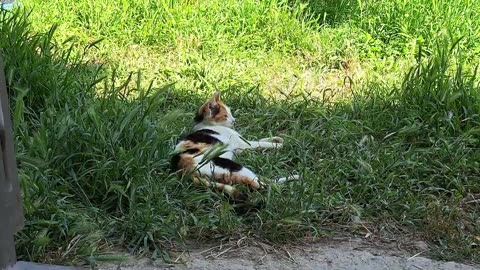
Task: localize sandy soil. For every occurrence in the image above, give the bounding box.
[95,238,479,270]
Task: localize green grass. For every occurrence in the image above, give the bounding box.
[1,0,479,265]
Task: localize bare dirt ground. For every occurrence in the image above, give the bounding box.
[95,238,479,270]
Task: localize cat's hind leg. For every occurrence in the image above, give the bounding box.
[196,157,261,190]
[191,174,242,199]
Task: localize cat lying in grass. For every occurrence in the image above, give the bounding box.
[171,91,298,203]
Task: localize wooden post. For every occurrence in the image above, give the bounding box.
[0,57,24,269]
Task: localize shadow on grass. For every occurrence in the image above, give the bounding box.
[288,0,360,25]
[2,9,480,265]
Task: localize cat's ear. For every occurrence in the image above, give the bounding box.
[212,91,221,102]
[198,91,221,120]
[207,99,220,116]
[206,91,221,115]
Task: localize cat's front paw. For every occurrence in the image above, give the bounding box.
[260,136,284,149]
[260,136,284,144]
[270,136,284,144]
[272,142,283,149]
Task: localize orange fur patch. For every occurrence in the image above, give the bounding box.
[177,141,208,152]
[198,103,209,117]
[211,103,228,123]
[176,154,196,176]
[214,173,260,189]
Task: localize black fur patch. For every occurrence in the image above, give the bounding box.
[194,113,204,123]
[182,130,220,144]
[212,157,243,172]
[170,153,181,173]
[183,148,201,154]
[196,129,219,135]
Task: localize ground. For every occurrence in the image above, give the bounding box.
[94,239,479,270]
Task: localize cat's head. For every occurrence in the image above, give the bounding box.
[194,91,235,127]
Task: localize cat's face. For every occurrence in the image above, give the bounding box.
[194,91,236,127]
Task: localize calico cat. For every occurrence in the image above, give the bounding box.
[171,91,297,201]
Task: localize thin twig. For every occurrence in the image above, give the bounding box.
[407,251,424,261]
[282,247,297,263]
